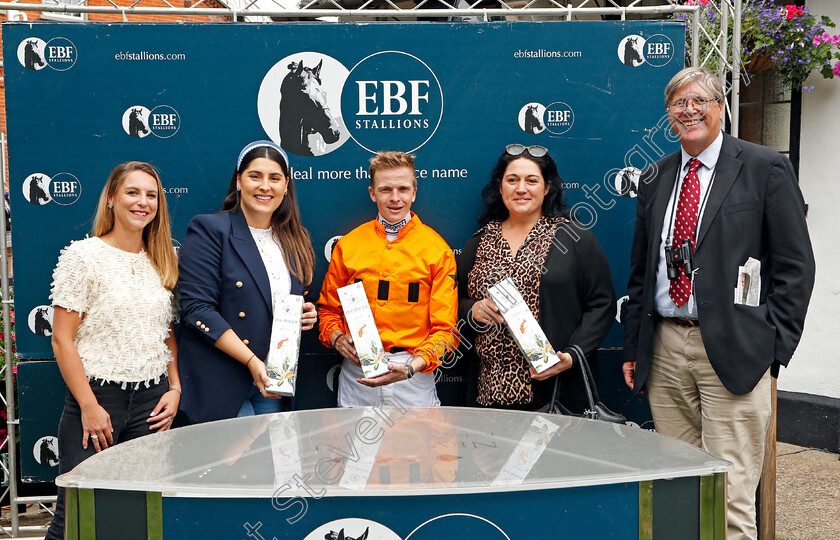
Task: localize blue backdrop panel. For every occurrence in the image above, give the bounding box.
[163,483,638,539]
[16,361,65,482]
[3,21,681,479]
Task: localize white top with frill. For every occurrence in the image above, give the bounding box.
[50,236,176,385]
[248,226,291,300]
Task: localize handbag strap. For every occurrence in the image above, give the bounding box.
[567,344,627,424]
[568,344,602,402]
[541,346,625,423]
[565,344,598,418]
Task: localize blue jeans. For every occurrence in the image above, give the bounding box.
[45,377,168,540]
[236,383,290,416]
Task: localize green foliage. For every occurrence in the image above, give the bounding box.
[674,1,840,91]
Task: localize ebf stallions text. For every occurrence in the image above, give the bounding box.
[513,49,583,58]
[114,51,187,61]
[355,119,431,129]
[353,80,432,130]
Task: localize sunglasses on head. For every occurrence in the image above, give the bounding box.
[505,144,549,158]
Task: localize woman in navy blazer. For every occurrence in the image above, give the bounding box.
[177,141,316,424]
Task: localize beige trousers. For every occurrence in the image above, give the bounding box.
[647,319,772,540]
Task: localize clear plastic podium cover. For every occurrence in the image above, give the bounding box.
[57,407,730,497]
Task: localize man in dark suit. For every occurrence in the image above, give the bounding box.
[623,67,815,540]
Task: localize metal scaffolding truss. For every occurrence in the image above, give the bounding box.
[1,0,700,22]
[688,0,744,135]
[0,0,740,537]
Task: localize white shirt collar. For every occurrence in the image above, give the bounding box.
[680,130,723,172]
[377,212,412,230]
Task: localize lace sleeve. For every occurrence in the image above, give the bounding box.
[50,240,93,314]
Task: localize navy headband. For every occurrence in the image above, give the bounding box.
[236,140,290,171]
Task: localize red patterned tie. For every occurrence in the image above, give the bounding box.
[669,158,702,307]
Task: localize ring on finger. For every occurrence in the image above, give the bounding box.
[90,434,99,440]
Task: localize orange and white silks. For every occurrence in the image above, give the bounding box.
[318,213,458,373]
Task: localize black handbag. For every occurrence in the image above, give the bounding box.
[538,344,627,424]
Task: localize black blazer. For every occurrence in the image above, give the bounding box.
[177,210,306,424]
[624,133,816,395]
[458,221,616,410]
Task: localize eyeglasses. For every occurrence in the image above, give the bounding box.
[667,97,721,111]
[505,144,549,158]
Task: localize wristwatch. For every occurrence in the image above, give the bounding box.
[405,363,415,379]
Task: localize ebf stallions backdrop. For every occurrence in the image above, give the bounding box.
[4,21,683,481]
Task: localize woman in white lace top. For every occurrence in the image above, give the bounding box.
[45,162,180,540]
[177,141,317,424]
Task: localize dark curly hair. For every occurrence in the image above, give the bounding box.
[478,148,570,226]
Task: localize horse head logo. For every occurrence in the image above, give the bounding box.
[24,39,45,70]
[34,306,53,336]
[325,528,369,540]
[619,169,639,198]
[613,167,641,199]
[28,175,50,205]
[279,59,342,156]
[524,104,544,134]
[623,37,644,67]
[128,108,149,138]
[38,438,59,467]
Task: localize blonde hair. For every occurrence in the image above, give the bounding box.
[368,151,417,188]
[664,66,725,108]
[92,162,178,290]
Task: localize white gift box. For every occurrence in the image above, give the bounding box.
[268,414,302,489]
[264,294,303,397]
[338,281,389,378]
[493,415,561,486]
[338,407,386,490]
[487,277,560,374]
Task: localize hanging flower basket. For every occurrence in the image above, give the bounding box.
[743,48,776,73]
[672,1,840,91]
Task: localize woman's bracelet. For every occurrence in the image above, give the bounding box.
[245,354,257,367]
[169,383,182,394]
[330,332,344,349]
